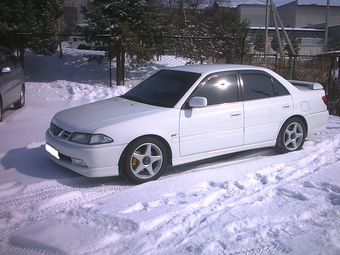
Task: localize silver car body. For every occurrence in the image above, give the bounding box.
[0,47,25,120]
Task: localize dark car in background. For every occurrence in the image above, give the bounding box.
[0,47,25,122]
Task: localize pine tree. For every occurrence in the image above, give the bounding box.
[175,5,250,64]
[284,32,300,56]
[207,7,250,63]
[271,34,280,54]
[86,0,170,66]
[253,30,265,54]
[327,37,340,51]
[0,0,63,65]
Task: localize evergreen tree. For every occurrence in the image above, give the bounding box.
[253,30,265,53]
[0,0,63,65]
[176,5,249,64]
[327,37,340,51]
[85,0,170,67]
[271,33,281,54]
[206,7,249,63]
[284,32,300,56]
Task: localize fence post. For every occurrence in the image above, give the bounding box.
[116,38,125,86]
[109,36,112,87]
[288,56,293,79]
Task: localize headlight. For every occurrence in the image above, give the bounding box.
[68,132,113,145]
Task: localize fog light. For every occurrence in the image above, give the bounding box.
[73,158,87,167]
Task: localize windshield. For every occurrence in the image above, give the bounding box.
[121,70,201,108]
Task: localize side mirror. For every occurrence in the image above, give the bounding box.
[1,67,11,74]
[189,96,208,108]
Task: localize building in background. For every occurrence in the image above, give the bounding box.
[276,1,340,28]
[233,0,340,55]
[62,0,340,55]
[63,0,88,26]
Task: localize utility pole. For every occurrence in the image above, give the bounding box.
[324,0,330,52]
[265,0,270,55]
[270,0,296,56]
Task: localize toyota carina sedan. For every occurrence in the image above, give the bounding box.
[46,65,328,183]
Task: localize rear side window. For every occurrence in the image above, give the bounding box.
[241,73,273,100]
[273,78,290,96]
[0,49,18,70]
[193,73,239,105]
[241,72,290,100]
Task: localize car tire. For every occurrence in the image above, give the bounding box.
[275,117,306,154]
[14,85,25,109]
[120,137,168,184]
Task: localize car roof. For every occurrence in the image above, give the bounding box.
[164,64,269,75]
[0,46,11,51]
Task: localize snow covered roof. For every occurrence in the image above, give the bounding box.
[238,0,266,5]
[215,0,266,8]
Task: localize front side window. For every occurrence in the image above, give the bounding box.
[192,73,239,106]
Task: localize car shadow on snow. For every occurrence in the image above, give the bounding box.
[1,144,130,187]
[1,106,17,120]
[1,144,276,187]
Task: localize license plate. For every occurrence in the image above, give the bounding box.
[45,144,60,159]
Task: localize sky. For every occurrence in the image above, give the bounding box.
[235,0,340,7]
[0,44,340,254]
[276,0,339,6]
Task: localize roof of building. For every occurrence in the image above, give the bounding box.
[216,0,265,8]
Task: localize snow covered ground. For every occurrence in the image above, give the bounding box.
[0,47,340,255]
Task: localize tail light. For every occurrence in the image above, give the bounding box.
[322,95,327,106]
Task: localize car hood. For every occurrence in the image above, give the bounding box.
[52,97,165,133]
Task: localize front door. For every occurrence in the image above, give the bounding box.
[179,72,244,157]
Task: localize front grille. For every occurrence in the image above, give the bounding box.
[59,130,71,140]
[50,123,71,140]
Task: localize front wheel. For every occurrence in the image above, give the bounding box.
[275,117,306,154]
[120,137,168,184]
[14,85,25,109]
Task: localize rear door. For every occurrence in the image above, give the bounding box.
[240,71,293,145]
[179,72,244,156]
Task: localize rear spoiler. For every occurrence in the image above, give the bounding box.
[288,80,324,90]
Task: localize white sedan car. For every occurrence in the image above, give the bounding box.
[45,65,328,183]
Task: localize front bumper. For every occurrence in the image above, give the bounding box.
[45,129,125,177]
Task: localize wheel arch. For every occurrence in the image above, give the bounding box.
[281,115,308,136]
[118,134,173,169]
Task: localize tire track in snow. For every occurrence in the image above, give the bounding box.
[0,177,131,242]
[2,128,339,254]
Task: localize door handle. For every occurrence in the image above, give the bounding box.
[283,104,290,108]
[231,112,241,117]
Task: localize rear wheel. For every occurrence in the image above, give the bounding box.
[14,85,25,109]
[275,117,306,153]
[120,137,168,184]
